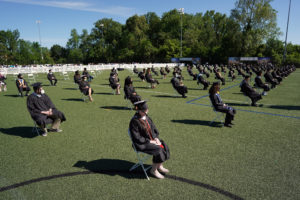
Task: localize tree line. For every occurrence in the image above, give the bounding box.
[0,0,299,66]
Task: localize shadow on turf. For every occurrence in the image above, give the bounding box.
[227,103,250,107]
[63,88,78,90]
[4,94,20,98]
[267,105,300,111]
[61,98,83,102]
[100,106,131,110]
[0,159,244,199]
[73,159,150,179]
[171,119,223,127]
[135,86,151,89]
[95,92,113,95]
[152,95,181,98]
[0,127,37,138]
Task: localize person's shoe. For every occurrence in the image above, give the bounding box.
[158,166,169,174]
[224,123,232,128]
[42,132,48,136]
[229,122,235,125]
[49,129,62,133]
[150,169,164,179]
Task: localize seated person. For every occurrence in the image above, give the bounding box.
[0,73,7,92]
[82,68,93,82]
[187,66,197,80]
[197,71,210,90]
[27,82,66,136]
[151,66,159,76]
[129,100,170,179]
[255,71,270,96]
[74,70,81,84]
[111,67,118,76]
[209,82,236,128]
[133,66,139,74]
[79,76,94,102]
[228,69,236,81]
[16,73,31,97]
[272,69,283,84]
[165,65,170,74]
[47,69,57,86]
[240,75,262,106]
[138,69,146,82]
[171,73,188,98]
[124,76,142,104]
[146,68,159,88]
[264,68,278,89]
[160,67,167,79]
[215,69,225,85]
[109,73,121,95]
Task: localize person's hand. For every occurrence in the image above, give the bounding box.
[155,138,161,145]
[149,140,157,145]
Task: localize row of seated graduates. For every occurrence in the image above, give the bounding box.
[236,63,296,106]
[133,66,160,89]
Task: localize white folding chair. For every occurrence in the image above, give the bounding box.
[128,129,152,180]
[27,73,36,83]
[62,71,70,80]
[209,102,225,126]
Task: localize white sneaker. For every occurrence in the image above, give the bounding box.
[158,166,170,174]
[42,132,47,137]
[150,169,164,179]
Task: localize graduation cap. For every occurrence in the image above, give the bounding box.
[133,100,148,111]
[31,82,43,90]
[212,81,220,86]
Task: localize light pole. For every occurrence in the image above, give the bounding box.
[36,20,44,61]
[178,8,184,58]
[283,0,292,62]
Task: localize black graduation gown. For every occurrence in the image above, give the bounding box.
[171,77,187,96]
[255,76,270,91]
[47,73,57,80]
[109,76,120,89]
[16,79,31,93]
[197,74,209,89]
[78,81,93,95]
[240,80,262,103]
[209,93,235,124]
[129,113,170,163]
[146,73,159,84]
[124,85,141,103]
[27,93,66,127]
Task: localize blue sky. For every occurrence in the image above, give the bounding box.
[0,0,299,48]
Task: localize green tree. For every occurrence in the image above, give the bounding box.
[231,0,280,56]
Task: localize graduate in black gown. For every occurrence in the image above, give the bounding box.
[16,74,31,97]
[197,70,210,90]
[151,65,159,76]
[124,76,142,104]
[240,75,262,106]
[78,76,94,102]
[109,72,121,95]
[47,69,57,86]
[146,68,159,88]
[138,69,146,82]
[0,73,7,92]
[160,67,167,79]
[171,73,188,98]
[264,68,278,89]
[129,100,170,179]
[165,65,170,74]
[82,68,93,82]
[209,82,236,127]
[27,82,66,136]
[74,70,81,84]
[215,69,225,85]
[255,71,270,96]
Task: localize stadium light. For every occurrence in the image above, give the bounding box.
[36,20,44,61]
[178,8,184,58]
[283,0,292,62]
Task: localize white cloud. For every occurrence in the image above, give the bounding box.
[0,0,135,16]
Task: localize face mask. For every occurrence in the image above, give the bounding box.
[41,89,45,94]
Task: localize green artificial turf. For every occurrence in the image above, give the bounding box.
[0,68,299,200]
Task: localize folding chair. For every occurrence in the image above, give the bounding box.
[27,73,36,83]
[128,129,152,180]
[32,121,51,136]
[243,94,251,105]
[62,71,70,80]
[209,103,225,126]
[81,92,89,102]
